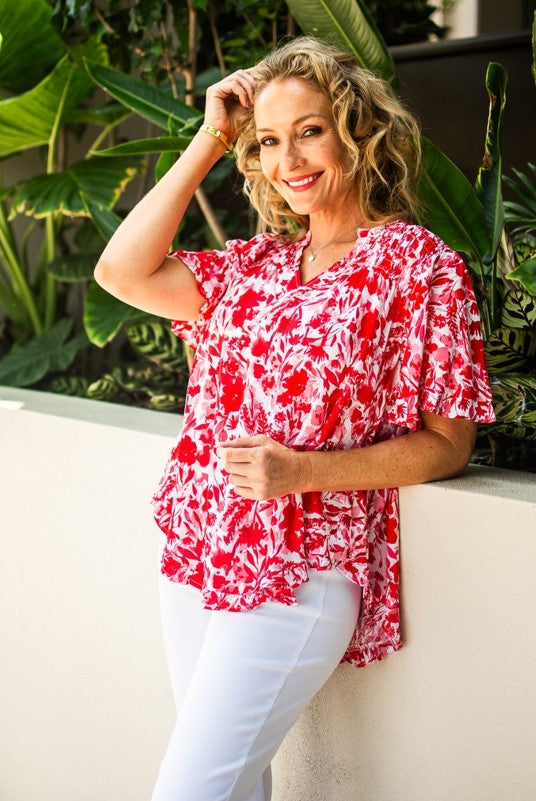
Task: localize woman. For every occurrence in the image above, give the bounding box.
[94,36,495,801]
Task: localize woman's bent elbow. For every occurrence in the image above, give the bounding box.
[93,259,122,295]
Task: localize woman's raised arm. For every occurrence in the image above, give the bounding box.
[93,69,255,321]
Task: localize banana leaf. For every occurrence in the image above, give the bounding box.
[84,61,202,131]
[0,0,65,94]
[284,0,395,84]
[9,156,142,218]
[0,39,107,158]
[0,318,88,386]
[474,62,508,265]
[417,137,490,265]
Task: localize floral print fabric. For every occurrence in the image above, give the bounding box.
[151,221,495,668]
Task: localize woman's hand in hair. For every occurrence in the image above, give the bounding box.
[204,69,255,143]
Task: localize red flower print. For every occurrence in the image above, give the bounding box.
[154,223,495,672]
[282,368,309,396]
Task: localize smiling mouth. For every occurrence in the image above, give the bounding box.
[283,172,323,191]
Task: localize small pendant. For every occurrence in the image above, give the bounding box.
[307,253,316,263]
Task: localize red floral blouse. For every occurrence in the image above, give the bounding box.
[151,221,495,668]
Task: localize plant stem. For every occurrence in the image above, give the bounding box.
[0,202,43,335]
[183,0,226,248]
[489,255,498,331]
[195,187,226,248]
[209,2,227,76]
[43,68,73,330]
[44,215,57,328]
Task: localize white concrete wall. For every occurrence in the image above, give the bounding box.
[1,386,535,801]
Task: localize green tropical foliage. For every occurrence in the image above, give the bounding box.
[0,0,534,470]
[0,0,293,398]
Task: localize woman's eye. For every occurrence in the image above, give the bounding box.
[259,137,277,147]
[303,126,322,138]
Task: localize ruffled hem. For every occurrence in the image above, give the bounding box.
[159,546,398,670]
[342,640,402,669]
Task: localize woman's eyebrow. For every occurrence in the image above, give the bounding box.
[256,113,330,132]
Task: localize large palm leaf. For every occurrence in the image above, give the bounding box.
[84,61,202,131]
[285,0,395,84]
[0,0,65,94]
[0,39,107,158]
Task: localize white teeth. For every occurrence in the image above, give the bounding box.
[287,174,319,187]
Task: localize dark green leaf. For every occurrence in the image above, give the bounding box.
[83,281,146,346]
[474,62,507,264]
[155,150,178,182]
[418,137,490,263]
[126,321,188,370]
[506,258,536,296]
[66,102,131,127]
[84,60,202,131]
[46,374,91,397]
[46,252,101,282]
[0,318,88,386]
[92,136,191,157]
[81,197,121,240]
[87,373,127,402]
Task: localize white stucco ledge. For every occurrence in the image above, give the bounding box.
[1,385,535,801]
[0,383,180,437]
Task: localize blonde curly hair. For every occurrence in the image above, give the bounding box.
[234,36,422,235]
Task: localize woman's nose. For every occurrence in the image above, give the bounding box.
[280,140,303,171]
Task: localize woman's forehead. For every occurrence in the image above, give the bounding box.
[254,78,331,124]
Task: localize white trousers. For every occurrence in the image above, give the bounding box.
[152,562,362,801]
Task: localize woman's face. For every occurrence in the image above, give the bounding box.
[254,77,355,218]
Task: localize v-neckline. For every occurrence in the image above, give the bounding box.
[294,227,373,288]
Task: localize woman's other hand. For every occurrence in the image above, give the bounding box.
[217,435,311,501]
[204,69,255,143]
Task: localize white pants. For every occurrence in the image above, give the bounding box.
[152,562,362,801]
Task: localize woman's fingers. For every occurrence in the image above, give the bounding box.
[207,69,255,109]
[217,436,307,500]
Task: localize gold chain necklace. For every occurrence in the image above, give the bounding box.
[305,232,361,263]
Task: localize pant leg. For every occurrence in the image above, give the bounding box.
[151,568,362,801]
[156,570,272,801]
[158,570,212,712]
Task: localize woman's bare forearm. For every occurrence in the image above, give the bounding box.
[218,415,477,500]
[302,425,474,493]
[94,131,226,284]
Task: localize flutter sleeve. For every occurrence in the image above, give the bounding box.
[386,242,496,430]
[169,237,247,348]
